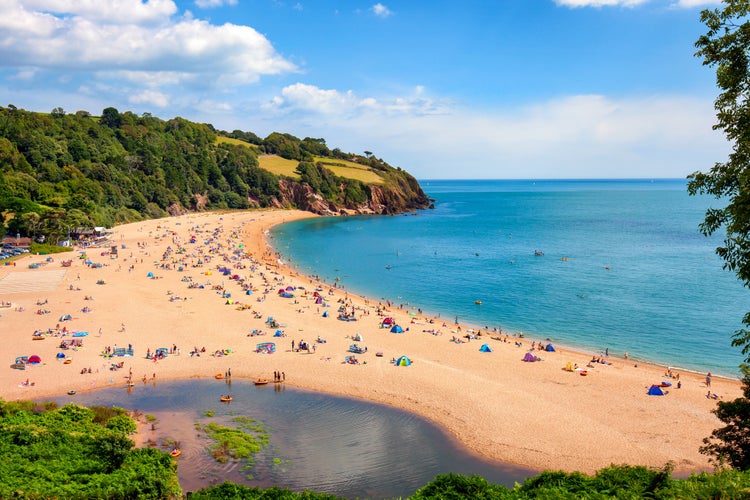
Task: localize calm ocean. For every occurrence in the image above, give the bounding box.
[271,179,749,378]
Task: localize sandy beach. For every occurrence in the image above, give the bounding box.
[0,209,742,475]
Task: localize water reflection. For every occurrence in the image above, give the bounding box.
[45,379,535,498]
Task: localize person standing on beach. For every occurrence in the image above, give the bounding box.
[706,372,712,388]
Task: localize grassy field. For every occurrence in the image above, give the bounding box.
[257,155,301,179]
[313,156,384,184]
[256,155,385,184]
[215,136,260,150]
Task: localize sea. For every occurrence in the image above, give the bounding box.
[271,179,750,378]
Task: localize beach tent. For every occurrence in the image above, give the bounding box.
[256,342,276,354]
[56,352,66,359]
[479,344,492,352]
[147,271,154,278]
[390,325,404,333]
[353,333,364,341]
[395,356,411,366]
[28,355,41,364]
[523,352,538,362]
[545,344,556,352]
[647,385,665,396]
[381,317,395,327]
[274,330,284,337]
[322,310,329,317]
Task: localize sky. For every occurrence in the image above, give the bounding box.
[0,0,732,179]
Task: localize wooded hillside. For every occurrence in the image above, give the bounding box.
[0,105,430,242]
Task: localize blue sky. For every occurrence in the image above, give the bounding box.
[0,0,730,179]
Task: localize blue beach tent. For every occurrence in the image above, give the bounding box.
[395,356,411,366]
[390,325,404,333]
[647,385,665,396]
[479,344,492,352]
[545,344,556,352]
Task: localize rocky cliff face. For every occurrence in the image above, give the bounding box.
[272,178,432,216]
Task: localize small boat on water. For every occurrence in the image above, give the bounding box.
[474,300,482,305]
[219,395,233,402]
[254,379,269,386]
[214,373,224,379]
[169,449,182,458]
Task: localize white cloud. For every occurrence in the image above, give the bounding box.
[18,0,178,24]
[371,3,393,17]
[554,0,720,7]
[554,0,647,7]
[672,0,721,7]
[0,0,295,100]
[195,0,238,8]
[250,85,726,179]
[269,83,450,117]
[129,89,170,108]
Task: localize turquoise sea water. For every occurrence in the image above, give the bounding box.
[272,179,749,378]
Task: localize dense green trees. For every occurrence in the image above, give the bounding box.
[700,364,750,470]
[188,468,750,499]
[0,105,428,243]
[0,399,181,498]
[689,1,750,471]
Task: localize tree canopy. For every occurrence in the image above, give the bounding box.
[0,106,429,244]
[689,0,750,471]
[689,1,750,361]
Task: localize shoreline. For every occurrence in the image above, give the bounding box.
[0,208,743,474]
[270,220,739,382]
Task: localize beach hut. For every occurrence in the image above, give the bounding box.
[479,343,492,352]
[390,325,404,334]
[522,352,538,362]
[395,356,411,366]
[647,385,665,396]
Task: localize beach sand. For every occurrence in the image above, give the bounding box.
[0,209,742,474]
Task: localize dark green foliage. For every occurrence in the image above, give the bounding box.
[0,104,429,244]
[188,468,750,500]
[690,2,750,361]
[411,473,510,499]
[701,364,750,470]
[0,399,180,498]
[190,482,343,499]
[689,2,750,472]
